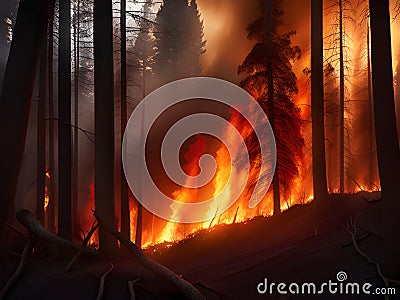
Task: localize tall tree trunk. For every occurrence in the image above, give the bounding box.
[94,0,118,255]
[120,0,131,241]
[266,0,281,215]
[135,201,143,248]
[339,0,345,195]
[0,0,54,237]
[72,0,80,240]
[58,0,72,240]
[366,22,375,189]
[135,65,147,249]
[369,0,400,279]
[311,0,328,201]
[136,102,145,248]
[37,29,48,226]
[47,2,56,233]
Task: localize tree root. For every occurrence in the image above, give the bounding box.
[95,263,113,300]
[346,215,400,300]
[94,211,206,300]
[16,209,97,256]
[0,236,35,300]
[127,278,141,300]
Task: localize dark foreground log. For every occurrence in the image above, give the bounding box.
[16,209,97,256]
[94,211,206,300]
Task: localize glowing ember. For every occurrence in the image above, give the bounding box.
[44,186,49,212]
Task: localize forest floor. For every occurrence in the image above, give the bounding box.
[0,191,396,300]
[152,191,395,300]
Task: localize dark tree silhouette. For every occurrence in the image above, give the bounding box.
[36,30,48,226]
[324,0,353,194]
[0,0,54,238]
[120,0,130,242]
[266,0,281,215]
[238,0,304,210]
[94,0,118,254]
[369,0,400,279]
[130,1,157,248]
[132,2,156,98]
[46,1,56,232]
[311,0,328,201]
[153,0,205,87]
[324,63,340,193]
[58,0,73,240]
[366,22,376,190]
[338,0,346,195]
[72,0,81,240]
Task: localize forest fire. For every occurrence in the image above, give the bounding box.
[8,0,383,253]
[128,108,314,247]
[3,0,400,298]
[66,0,381,251]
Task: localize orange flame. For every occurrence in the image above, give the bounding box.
[44,186,49,212]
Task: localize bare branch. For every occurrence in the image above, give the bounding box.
[96,263,114,300]
[65,222,99,272]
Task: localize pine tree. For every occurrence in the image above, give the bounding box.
[324,0,353,194]
[0,0,54,238]
[132,2,156,97]
[72,0,81,240]
[37,28,48,226]
[58,0,73,240]
[120,0,130,242]
[130,1,156,248]
[94,0,118,255]
[47,1,56,232]
[153,0,205,87]
[238,0,304,208]
[324,63,340,193]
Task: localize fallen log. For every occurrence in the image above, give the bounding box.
[16,209,97,256]
[94,211,206,300]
